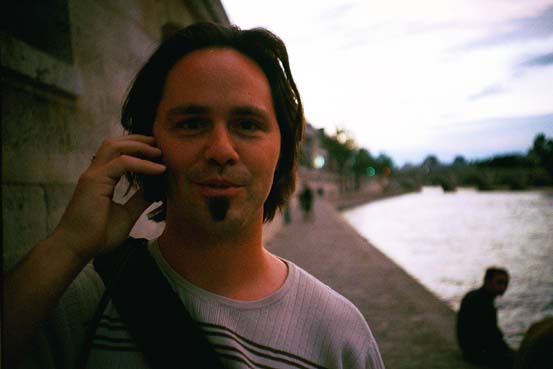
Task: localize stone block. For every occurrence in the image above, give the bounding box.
[2,184,48,271]
[1,80,87,183]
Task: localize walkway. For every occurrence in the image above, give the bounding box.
[266,198,478,369]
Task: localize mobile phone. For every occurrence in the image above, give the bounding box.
[142,155,164,202]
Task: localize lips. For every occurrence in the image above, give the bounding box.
[202,179,236,187]
[195,178,243,197]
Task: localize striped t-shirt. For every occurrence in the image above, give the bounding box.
[25,239,384,369]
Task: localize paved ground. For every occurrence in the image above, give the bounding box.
[266,198,479,369]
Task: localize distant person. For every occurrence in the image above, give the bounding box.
[457,267,516,369]
[514,316,553,369]
[299,184,314,221]
[283,203,292,224]
[317,186,325,197]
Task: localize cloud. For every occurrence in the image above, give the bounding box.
[460,5,553,50]
[390,113,553,165]
[318,2,355,21]
[467,83,506,101]
[519,51,553,68]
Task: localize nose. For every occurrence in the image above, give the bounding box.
[204,124,239,168]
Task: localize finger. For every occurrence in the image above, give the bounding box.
[94,135,157,161]
[109,134,156,143]
[104,155,166,180]
[93,140,162,166]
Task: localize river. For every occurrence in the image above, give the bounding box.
[342,187,553,347]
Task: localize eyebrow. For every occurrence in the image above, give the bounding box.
[166,104,210,120]
[166,104,271,121]
[230,106,270,121]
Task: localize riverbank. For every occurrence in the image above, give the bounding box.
[266,198,479,369]
[329,188,417,210]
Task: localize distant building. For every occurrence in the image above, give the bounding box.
[1,1,230,271]
[300,122,328,170]
[297,123,341,199]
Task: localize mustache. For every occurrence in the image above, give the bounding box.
[186,165,252,186]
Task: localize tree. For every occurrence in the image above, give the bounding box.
[453,155,467,166]
[352,148,375,189]
[422,155,440,169]
[529,133,553,177]
[320,129,356,174]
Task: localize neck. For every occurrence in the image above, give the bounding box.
[482,285,497,299]
[158,216,287,301]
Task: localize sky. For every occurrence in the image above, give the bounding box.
[222,0,553,166]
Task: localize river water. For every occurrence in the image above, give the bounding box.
[342,187,553,347]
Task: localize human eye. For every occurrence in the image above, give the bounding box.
[175,118,208,133]
[233,118,261,134]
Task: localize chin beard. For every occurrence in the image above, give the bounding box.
[207,197,230,222]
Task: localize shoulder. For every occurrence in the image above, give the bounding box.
[460,288,491,315]
[285,261,384,368]
[290,261,365,321]
[461,288,481,303]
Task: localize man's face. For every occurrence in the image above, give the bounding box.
[486,273,509,297]
[153,47,281,233]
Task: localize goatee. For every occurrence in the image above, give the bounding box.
[207,197,230,222]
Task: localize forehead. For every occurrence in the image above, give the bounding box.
[159,47,274,109]
[492,273,509,282]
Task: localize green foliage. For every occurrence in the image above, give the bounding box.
[352,148,374,175]
[437,176,457,192]
[423,155,440,168]
[304,127,552,193]
[474,173,494,191]
[529,133,553,177]
[503,173,528,190]
[453,155,467,167]
[474,154,536,169]
[320,130,355,173]
[320,129,395,173]
[375,153,394,172]
[397,133,553,191]
[352,148,375,189]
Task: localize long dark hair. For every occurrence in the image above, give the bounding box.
[122,22,304,222]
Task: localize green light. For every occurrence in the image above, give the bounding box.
[367,167,376,176]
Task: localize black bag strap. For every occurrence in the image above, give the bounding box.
[78,237,224,369]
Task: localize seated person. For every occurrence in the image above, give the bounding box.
[456,267,515,369]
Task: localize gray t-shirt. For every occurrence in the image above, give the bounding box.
[24,239,384,369]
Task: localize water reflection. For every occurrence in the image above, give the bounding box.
[342,187,553,347]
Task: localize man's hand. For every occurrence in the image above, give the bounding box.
[3,135,165,369]
[54,135,166,263]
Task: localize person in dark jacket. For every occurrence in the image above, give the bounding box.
[457,267,516,369]
[298,184,314,222]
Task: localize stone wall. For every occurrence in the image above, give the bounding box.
[1,0,230,271]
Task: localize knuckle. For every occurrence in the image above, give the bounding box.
[102,138,117,148]
[118,154,136,165]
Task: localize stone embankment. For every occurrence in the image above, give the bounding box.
[266,197,479,369]
[329,188,417,210]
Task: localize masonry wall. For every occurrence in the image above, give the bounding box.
[1,0,230,271]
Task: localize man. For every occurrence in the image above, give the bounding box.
[4,23,384,369]
[298,183,314,222]
[457,267,515,369]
